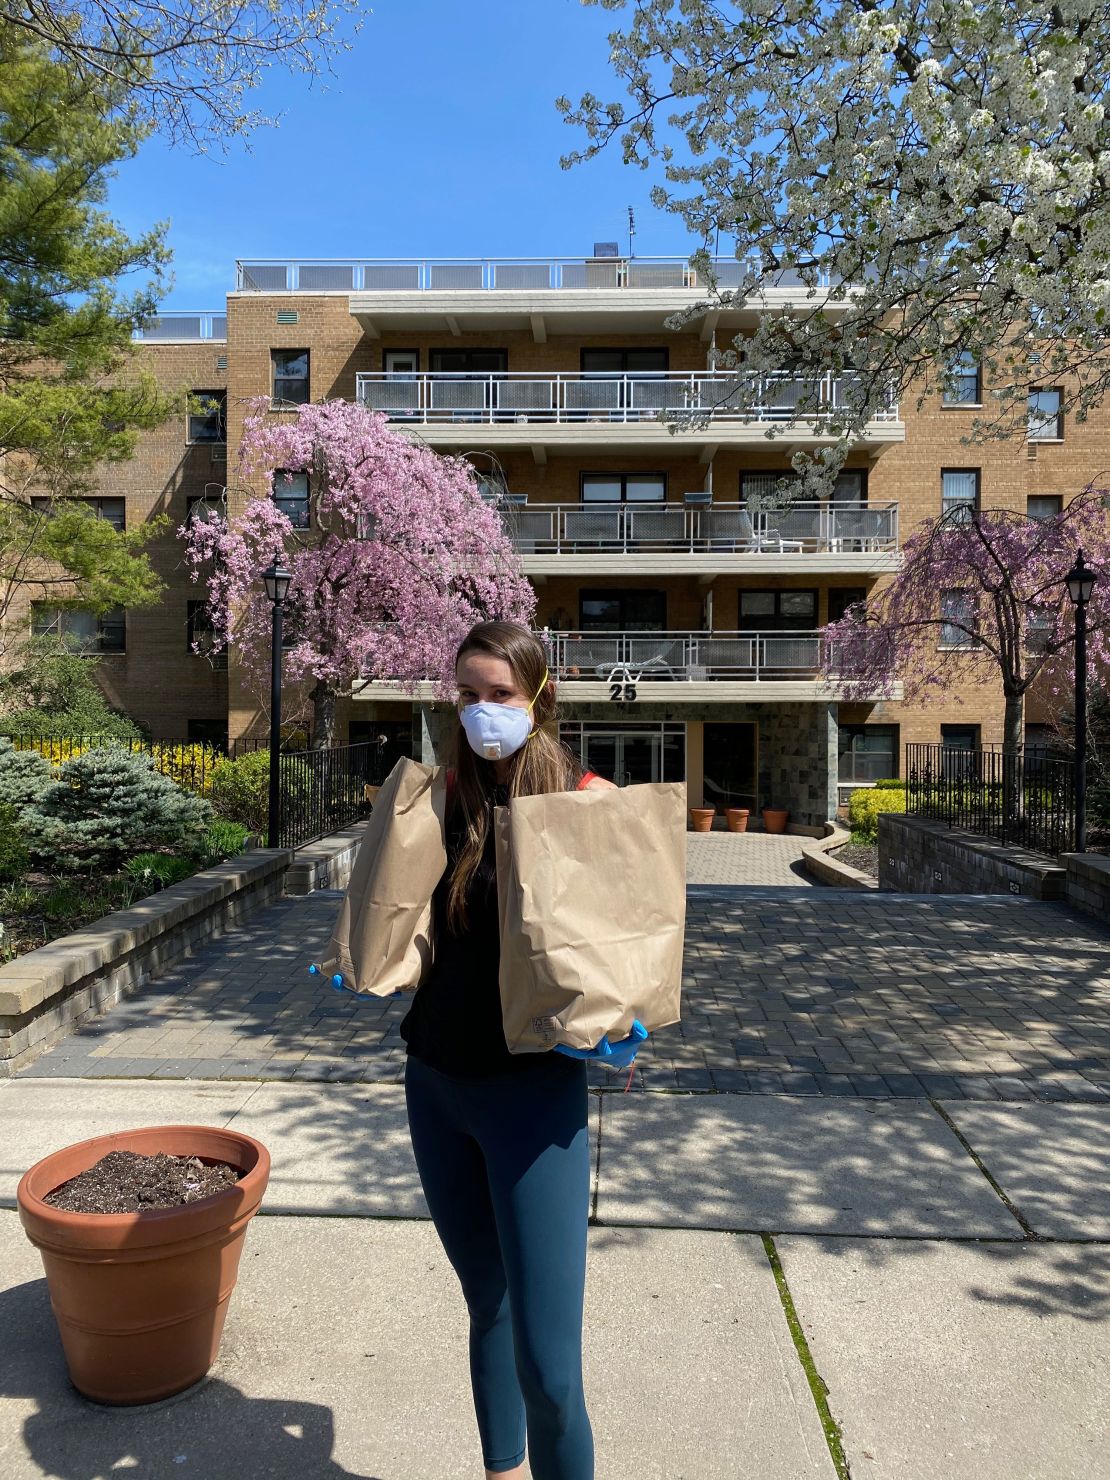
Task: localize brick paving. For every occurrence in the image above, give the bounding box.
[21,879,1110,1101]
[686,832,816,886]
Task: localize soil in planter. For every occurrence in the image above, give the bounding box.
[833,842,879,878]
[45,1150,241,1214]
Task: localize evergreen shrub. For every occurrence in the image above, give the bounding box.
[0,737,54,813]
[0,803,30,882]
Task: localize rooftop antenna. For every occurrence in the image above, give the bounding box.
[627,206,636,260]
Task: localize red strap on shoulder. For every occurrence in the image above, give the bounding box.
[577,770,598,791]
[446,767,457,813]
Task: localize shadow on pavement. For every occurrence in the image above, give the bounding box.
[0,1276,382,1480]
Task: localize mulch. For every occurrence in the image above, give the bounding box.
[44,1150,240,1214]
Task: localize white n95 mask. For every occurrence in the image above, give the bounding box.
[458,668,549,761]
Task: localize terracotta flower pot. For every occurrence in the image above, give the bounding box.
[761,807,790,834]
[17,1125,270,1406]
[690,807,716,833]
[725,808,750,833]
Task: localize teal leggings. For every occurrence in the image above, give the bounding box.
[404,1052,594,1479]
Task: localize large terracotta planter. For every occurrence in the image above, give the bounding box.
[761,807,790,834]
[17,1125,270,1406]
[689,807,716,833]
[725,808,750,833]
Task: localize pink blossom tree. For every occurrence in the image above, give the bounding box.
[824,488,1110,757]
[180,399,536,746]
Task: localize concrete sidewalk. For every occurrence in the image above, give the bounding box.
[1,1077,1107,1479]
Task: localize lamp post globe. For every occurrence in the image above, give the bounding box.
[1064,549,1098,855]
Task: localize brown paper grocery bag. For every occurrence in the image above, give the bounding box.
[319,757,447,995]
[494,783,686,1052]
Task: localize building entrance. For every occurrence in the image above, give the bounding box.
[560,721,685,787]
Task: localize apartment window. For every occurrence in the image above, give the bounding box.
[828,587,867,624]
[739,589,817,631]
[943,351,980,404]
[581,473,666,503]
[838,725,898,782]
[186,601,228,669]
[1025,607,1055,654]
[941,725,980,752]
[187,718,229,749]
[31,603,125,653]
[1028,495,1063,520]
[580,588,666,630]
[187,390,226,443]
[740,471,800,506]
[272,350,309,406]
[1028,388,1063,441]
[939,589,978,648]
[272,471,310,529]
[580,348,668,374]
[941,469,979,522]
[29,496,126,532]
[185,494,226,526]
[428,349,507,373]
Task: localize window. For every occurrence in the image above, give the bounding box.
[941,725,980,752]
[188,390,226,443]
[581,473,666,503]
[187,718,228,749]
[429,348,507,373]
[1028,388,1063,440]
[703,722,757,808]
[740,471,800,506]
[828,587,866,624]
[272,471,310,529]
[943,351,980,404]
[31,604,125,653]
[580,348,668,374]
[272,350,309,405]
[579,588,666,630]
[383,349,419,375]
[186,601,228,669]
[738,589,817,631]
[1028,494,1063,521]
[838,725,898,782]
[941,469,979,522]
[29,496,126,532]
[185,493,226,526]
[1024,723,1061,758]
[939,589,978,648]
[1025,607,1055,654]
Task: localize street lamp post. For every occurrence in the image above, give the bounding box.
[262,555,293,848]
[1064,549,1098,854]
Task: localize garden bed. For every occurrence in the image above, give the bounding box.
[831,841,879,878]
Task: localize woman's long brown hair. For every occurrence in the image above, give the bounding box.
[447,620,581,933]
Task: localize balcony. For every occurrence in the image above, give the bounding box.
[354,371,902,453]
[132,313,227,342]
[499,500,900,577]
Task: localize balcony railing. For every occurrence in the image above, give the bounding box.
[238,256,838,293]
[500,501,898,555]
[543,629,829,682]
[355,371,898,425]
[132,313,227,341]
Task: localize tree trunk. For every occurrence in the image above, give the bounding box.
[311,681,337,750]
[1003,692,1024,757]
[1002,689,1025,842]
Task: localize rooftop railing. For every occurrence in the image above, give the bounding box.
[355,370,898,424]
[237,256,838,293]
[499,501,899,555]
[132,313,227,342]
[542,629,831,682]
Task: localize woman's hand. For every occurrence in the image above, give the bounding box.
[555,1020,648,1067]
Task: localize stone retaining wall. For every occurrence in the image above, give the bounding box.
[878,814,1066,899]
[1060,852,1110,923]
[0,848,293,1076]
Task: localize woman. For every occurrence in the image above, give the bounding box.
[400,620,618,1480]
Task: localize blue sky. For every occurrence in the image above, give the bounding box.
[105,0,696,310]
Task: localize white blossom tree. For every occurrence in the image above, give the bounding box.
[559,0,1110,490]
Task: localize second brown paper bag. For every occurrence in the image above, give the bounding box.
[494,782,686,1052]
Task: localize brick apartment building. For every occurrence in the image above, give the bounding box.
[14,253,1108,826]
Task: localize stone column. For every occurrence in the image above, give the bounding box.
[415,703,456,765]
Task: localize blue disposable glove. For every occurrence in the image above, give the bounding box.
[555,1019,648,1068]
[307,963,404,998]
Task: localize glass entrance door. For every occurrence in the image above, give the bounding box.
[585,731,664,787]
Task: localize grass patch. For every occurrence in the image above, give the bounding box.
[761,1233,851,1480]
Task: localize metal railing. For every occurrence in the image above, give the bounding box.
[5,733,227,793]
[543,629,828,682]
[237,256,840,293]
[276,741,386,849]
[355,370,899,425]
[499,500,898,554]
[132,313,227,342]
[906,742,1075,857]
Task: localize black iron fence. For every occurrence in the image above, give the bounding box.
[276,741,391,850]
[906,743,1075,856]
[5,733,228,794]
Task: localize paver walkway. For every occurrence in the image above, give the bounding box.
[22,885,1110,1102]
[686,830,815,885]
